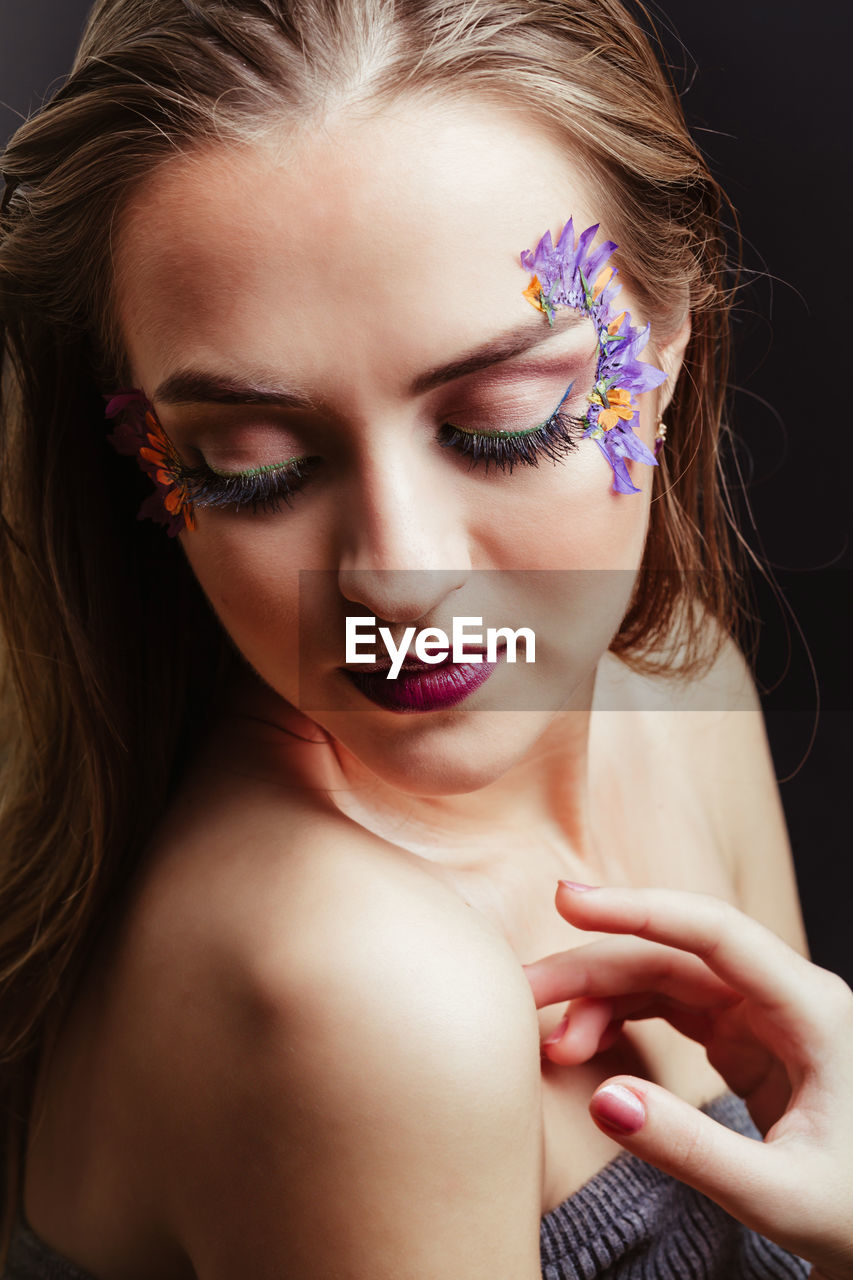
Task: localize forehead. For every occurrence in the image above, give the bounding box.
[112,96,605,391]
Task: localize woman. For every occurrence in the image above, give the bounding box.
[0,1,851,1277]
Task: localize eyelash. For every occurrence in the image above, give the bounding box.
[177,399,586,515]
[179,456,319,516]
[438,404,584,475]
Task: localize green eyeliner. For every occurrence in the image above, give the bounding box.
[445,424,545,440]
[205,457,304,479]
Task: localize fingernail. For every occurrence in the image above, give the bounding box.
[558,880,596,892]
[590,1084,646,1135]
[542,1015,569,1047]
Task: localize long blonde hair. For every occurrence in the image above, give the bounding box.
[0,0,741,1248]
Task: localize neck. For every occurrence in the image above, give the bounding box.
[330,707,596,869]
[219,663,607,885]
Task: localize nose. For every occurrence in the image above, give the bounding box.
[336,449,470,622]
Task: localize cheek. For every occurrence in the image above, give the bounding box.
[472,443,652,572]
[462,455,650,693]
[178,436,651,702]
[180,523,303,684]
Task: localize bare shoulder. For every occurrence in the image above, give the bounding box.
[115,777,544,1279]
[597,611,757,715]
[598,619,808,955]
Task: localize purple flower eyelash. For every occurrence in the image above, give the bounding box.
[521,218,668,494]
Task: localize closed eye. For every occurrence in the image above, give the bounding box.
[171,381,587,514]
[178,455,321,514]
[438,382,586,474]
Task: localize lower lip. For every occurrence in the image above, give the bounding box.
[342,652,503,713]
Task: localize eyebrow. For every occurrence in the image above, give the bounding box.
[151,310,585,409]
[152,370,315,409]
[409,310,585,395]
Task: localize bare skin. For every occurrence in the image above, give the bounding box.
[23,647,809,1279]
[22,96,815,1278]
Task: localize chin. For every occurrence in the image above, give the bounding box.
[317,707,558,797]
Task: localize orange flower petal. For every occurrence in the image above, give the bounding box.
[598,409,618,430]
[164,489,183,514]
[592,266,613,299]
[608,310,627,335]
[145,419,173,457]
[183,506,196,531]
[523,275,545,312]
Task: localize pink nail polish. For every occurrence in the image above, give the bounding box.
[542,1015,569,1046]
[558,879,596,892]
[590,1084,645,1135]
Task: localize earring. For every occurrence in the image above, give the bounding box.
[654,420,668,458]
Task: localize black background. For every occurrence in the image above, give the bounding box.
[1,0,850,983]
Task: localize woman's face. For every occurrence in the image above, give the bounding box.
[113,96,683,794]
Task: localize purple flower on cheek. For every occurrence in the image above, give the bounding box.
[586,416,658,494]
[521,221,668,493]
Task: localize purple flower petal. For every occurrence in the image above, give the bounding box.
[104,389,146,418]
[608,420,659,466]
[555,217,575,255]
[520,219,668,495]
[589,434,641,493]
[608,455,642,494]
[106,418,146,457]
[584,240,618,283]
[575,222,599,271]
[625,362,669,394]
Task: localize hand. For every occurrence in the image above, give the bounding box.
[523,882,853,1280]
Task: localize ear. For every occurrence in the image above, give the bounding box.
[654,308,691,418]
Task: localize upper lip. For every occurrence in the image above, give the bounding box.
[342,643,505,674]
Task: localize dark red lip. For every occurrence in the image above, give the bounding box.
[342,645,497,676]
[341,648,505,712]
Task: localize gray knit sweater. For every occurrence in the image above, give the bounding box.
[538,1091,809,1278]
[5,1092,810,1279]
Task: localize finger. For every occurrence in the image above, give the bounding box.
[525,934,738,1012]
[599,999,780,1106]
[554,883,824,1026]
[541,991,719,1064]
[587,1075,799,1243]
[542,998,616,1065]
